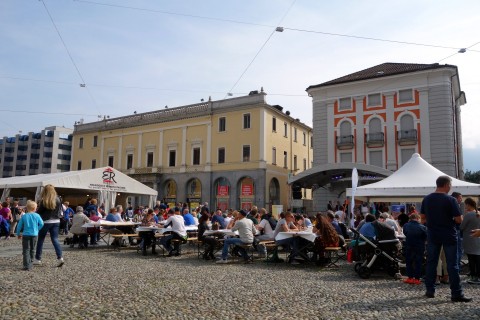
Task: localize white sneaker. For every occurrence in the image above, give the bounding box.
[33,259,42,266]
[216,259,228,264]
[57,258,64,267]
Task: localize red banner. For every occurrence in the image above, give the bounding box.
[241,202,252,211]
[217,185,229,196]
[241,184,253,196]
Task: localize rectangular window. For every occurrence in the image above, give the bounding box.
[218,148,225,164]
[108,156,114,167]
[283,151,288,168]
[369,150,383,167]
[399,89,413,103]
[303,132,306,146]
[193,147,200,165]
[93,135,98,147]
[303,158,307,171]
[243,145,250,162]
[284,123,288,137]
[147,152,154,167]
[77,161,82,170]
[367,93,382,107]
[272,117,276,132]
[79,137,84,149]
[340,152,353,163]
[272,147,276,165]
[219,117,226,132]
[126,154,133,169]
[169,150,176,167]
[243,113,251,129]
[294,128,297,142]
[339,97,351,110]
[401,148,415,166]
[91,159,96,169]
[294,155,298,170]
[310,136,313,148]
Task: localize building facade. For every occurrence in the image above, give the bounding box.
[0,126,73,178]
[72,91,313,211]
[292,63,466,212]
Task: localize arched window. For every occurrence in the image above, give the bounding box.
[369,118,382,133]
[340,121,351,136]
[400,114,414,131]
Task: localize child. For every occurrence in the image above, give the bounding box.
[16,200,44,270]
[402,213,427,284]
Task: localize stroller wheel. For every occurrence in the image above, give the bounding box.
[387,265,399,277]
[354,262,362,273]
[358,266,371,279]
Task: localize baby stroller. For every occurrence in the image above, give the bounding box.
[350,221,402,279]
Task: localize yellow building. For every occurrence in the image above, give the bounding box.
[72,90,312,212]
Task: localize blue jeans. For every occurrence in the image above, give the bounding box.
[425,241,463,298]
[35,223,63,261]
[405,245,424,279]
[221,238,249,260]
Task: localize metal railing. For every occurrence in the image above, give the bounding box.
[366,132,384,147]
[397,129,417,145]
[336,135,354,149]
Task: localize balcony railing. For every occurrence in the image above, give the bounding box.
[336,135,354,150]
[397,129,418,145]
[366,132,385,147]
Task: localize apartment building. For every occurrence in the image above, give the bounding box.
[0,126,73,178]
[291,62,466,211]
[72,90,313,211]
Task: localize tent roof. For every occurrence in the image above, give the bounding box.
[0,167,157,196]
[347,153,480,200]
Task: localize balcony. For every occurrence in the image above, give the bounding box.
[366,132,385,147]
[397,129,418,146]
[336,135,354,150]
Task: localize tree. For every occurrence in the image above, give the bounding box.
[464,170,480,184]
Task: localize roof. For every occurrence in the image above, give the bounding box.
[346,153,480,201]
[306,63,457,90]
[0,167,157,196]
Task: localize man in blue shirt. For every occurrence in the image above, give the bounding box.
[182,208,195,226]
[421,175,471,302]
[211,209,226,229]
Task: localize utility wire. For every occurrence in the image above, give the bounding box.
[224,0,298,98]
[0,75,308,97]
[437,40,480,62]
[41,0,100,113]
[74,0,480,53]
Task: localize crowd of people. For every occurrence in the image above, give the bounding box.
[5,176,480,304]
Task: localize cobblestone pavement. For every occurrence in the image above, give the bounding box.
[0,236,478,320]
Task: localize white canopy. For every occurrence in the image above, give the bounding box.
[346,153,480,201]
[0,167,157,208]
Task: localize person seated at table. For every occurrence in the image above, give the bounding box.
[211,209,226,229]
[103,207,128,246]
[379,212,400,233]
[294,215,307,231]
[326,211,347,247]
[226,211,239,229]
[133,208,144,223]
[217,210,256,264]
[247,208,260,225]
[69,206,91,249]
[87,210,101,245]
[85,198,98,218]
[139,209,157,255]
[255,209,276,257]
[273,212,303,264]
[198,212,218,260]
[182,208,196,226]
[160,207,187,256]
[359,214,377,240]
[303,214,313,228]
[312,213,339,264]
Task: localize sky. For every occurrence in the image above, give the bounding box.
[1,0,479,170]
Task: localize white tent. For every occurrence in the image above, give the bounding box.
[0,167,158,208]
[346,153,480,201]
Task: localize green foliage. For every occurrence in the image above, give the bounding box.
[464,169,480,183]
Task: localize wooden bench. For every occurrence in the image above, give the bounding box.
[110,234,139,250]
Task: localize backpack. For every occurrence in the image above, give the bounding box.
[267,216,277,230]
